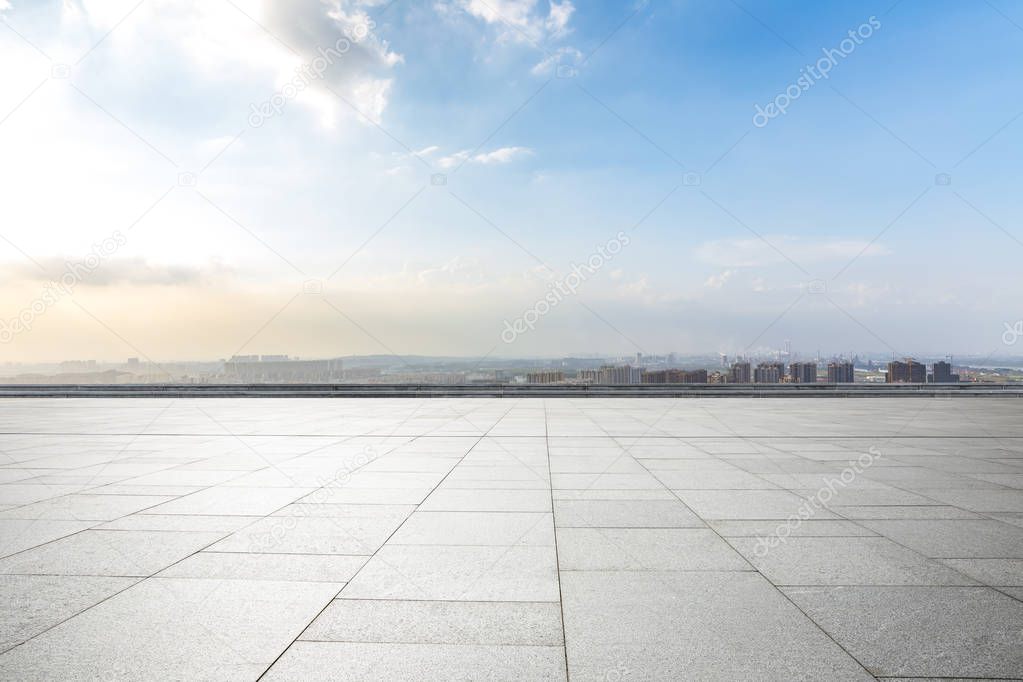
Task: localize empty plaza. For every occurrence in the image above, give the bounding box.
[0,397,1021,680]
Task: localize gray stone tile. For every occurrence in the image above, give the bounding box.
[345,472,449,489]
[147,486,314,516]
[708,519,875,537]
[0,519,94,559]
[653,468,780,490]
[968,472,1023,488]
[0,574,138,652]
[730,536,977,585]
[863,467,1005,488]
[761,473,894,490]
[835,505,981,520]
[443,465,549,484]
[551,489,676,500]
[341,545,559,601]
[263,641,567,681]
[0,529,225,577]
[550,472,664,490]
[301,599,563,645]
[120,469,243,486]
[938,559,1023,586]
[0,485,86,507]
[554,500,703,528]
[211,511,410,555]
[390,511,554,546]
[675,490,839,520]
[86,484,204,497]
[561,570,872,680]
[271,502,415,518]
[915,488,1023,512]
[802,487,942,506]
[0,494,174,521]
[557,528,749,571]
[419,488,552,512]
[0,577,341,680]
[858,519,1023,558]
[783,586,1023,678]
[990,511,1023,528]
[1000,586,1023,600]
[157,552,366,582]
[312,487,432,504]
[97,514,259,532]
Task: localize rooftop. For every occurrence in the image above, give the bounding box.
[0,397,1021,679]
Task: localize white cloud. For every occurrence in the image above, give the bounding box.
[531,46,583,75]
[703,270,734,289]
[472,145,533,164]
[544,0,574,38]
[437,150,472,169]
[696,237,891,268]
[414,255,487,286]
[436,145,533,169]
[51,0,403,126]
[453,0,574,44]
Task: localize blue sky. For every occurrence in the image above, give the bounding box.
[0,0,1021,362]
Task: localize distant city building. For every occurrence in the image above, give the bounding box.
[579,365,641,384]
[929,360,959,384]
[827,361,855,383]
[526,370,564,384]
[789,362,817,384]
[754,362,785,384]
[223,355,344,383]
[59,360,97,372]
[886,358,926,383]
[729,361,751,384]
[642,369,708,384]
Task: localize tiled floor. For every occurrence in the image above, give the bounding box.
[0,397,1022,680]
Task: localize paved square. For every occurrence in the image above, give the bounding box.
[0,397,1021,680]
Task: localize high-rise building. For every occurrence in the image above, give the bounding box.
[526,370,564,384]
[579,365,641,384]
[886,358,926,383]
[827,361,855,383]
[641,369,708,384]
[754,362,784,384]
[930,360,959,384]
[729,361,751,384]
[605,365,641,384]
[789,362,817,384]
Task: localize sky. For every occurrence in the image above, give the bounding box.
[0,0,1022,363]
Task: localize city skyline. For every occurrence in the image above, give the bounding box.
[2,1,1023,362]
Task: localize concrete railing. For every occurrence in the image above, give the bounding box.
[0,383,1021,398]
